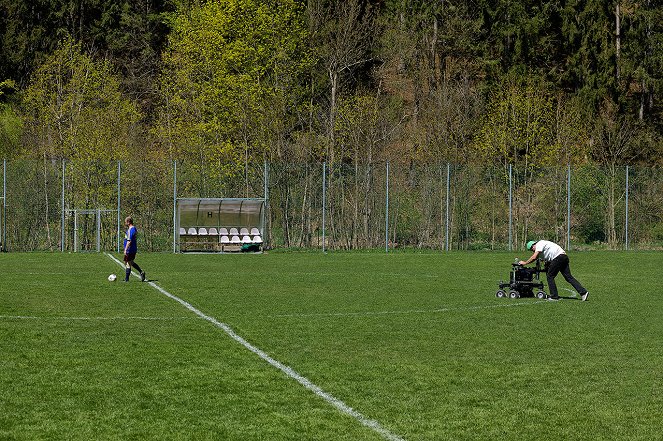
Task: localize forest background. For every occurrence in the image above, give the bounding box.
[0,0,662,250]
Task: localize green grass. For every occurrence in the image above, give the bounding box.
[1,251,661,440]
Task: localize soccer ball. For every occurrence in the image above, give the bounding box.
[108,274,117,282]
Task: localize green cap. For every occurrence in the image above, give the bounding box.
[526,240,537,250]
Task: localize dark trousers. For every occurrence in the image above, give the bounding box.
[547,254,587,298]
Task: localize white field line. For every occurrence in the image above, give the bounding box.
[290,271,439,279]
[0,315,197,321]
[262,300,548,319]
[562,288,578,297]
[105,253,404,441]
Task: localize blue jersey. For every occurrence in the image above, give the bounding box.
[124,225,137,254]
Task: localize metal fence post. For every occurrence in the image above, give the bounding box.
[445,163,450,252]
[173,160,177,253]
[61,160,65,252]
[73,211,78,252]
[508,164,513,251]
[97,208,101,253]
[625,165,629,250]
[2,159,6,251]
[322,161,326,253]
[385,161,389,253]
[567,164,571,251]
[117,160,121,254]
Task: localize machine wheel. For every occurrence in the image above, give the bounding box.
[509,291,520,299]
[496,290,506,298]
[536,291,547,299]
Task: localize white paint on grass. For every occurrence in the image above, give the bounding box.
[290,271,439,279]
[105,253,405,441]
[264,300,548,319]
[562,287,578,297]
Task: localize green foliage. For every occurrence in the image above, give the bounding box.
[1,0,662,165]
[620,0,663,119]
[155,0,313,166]
[0,80,23,158]
[0,0,172,90]
[474,79,557,168]
[560,1,619,107]
[22,38,141,159]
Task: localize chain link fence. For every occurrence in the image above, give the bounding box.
[1,159,661,252]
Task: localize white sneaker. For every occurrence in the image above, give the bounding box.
[581,292,589,302]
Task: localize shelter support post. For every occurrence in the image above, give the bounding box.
[173,160,178,253]
[263,160,268,249]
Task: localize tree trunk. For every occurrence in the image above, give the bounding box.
[616,2,621,80]
[328,69,338,163]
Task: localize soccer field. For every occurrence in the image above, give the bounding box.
[1,251,661,440]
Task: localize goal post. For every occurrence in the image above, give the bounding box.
[64,208,119,252]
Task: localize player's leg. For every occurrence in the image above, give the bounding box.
[131,260,145,282]
[123,255,132,282]
[131,261,142,273]
[559,256,587,297]
[546,256,563,300]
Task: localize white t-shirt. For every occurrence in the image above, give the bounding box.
[534,240,566,262]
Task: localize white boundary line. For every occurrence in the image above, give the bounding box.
[262,301,547,319]
[290,271,440,279]
[105,253,404,441]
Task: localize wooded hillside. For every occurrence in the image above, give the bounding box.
[1,0,661,167]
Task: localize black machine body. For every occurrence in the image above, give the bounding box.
[496,258,547,299]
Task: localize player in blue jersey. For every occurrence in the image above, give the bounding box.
[123,216,145,282]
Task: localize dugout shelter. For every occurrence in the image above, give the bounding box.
[177,198,265,252]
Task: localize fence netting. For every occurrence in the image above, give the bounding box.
[1,160,661,252]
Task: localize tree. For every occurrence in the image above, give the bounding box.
[620,0,663,120]
[0,80,23,158]
[0,0,172,119]
[377,1,485,163]
[590,101,638,246]
[475,79,557,170]
[560,0,619,107]
[308,0,379,164]
[22,37,141,159]
[155,0,312,193]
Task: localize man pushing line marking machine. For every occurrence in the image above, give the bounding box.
[497,240,589,302]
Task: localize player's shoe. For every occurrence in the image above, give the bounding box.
[140,271,146,282]
[581,291,589,302]
[547,296,560,302]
